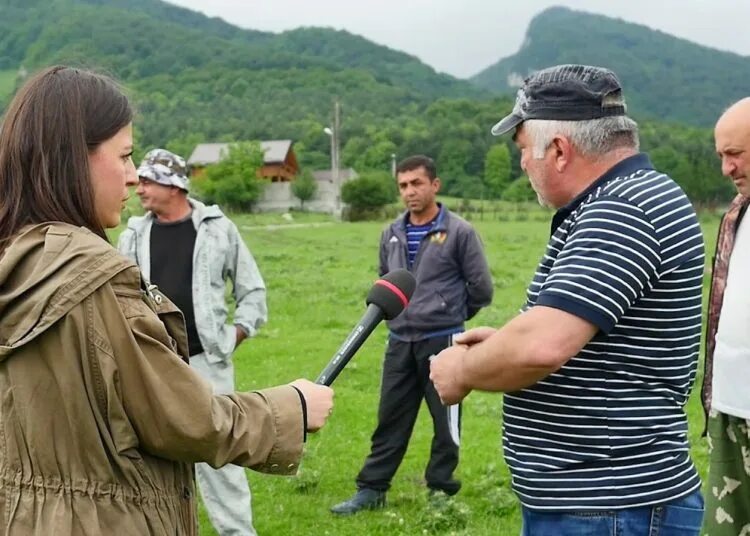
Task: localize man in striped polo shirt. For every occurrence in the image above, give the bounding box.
[430,65,705,535]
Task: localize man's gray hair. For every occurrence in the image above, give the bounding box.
[525,114,640,160]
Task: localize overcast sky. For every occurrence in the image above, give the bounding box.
[167,0,750,78]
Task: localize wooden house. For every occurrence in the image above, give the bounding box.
[187,140,299,182]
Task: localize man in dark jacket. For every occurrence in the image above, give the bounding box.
[330,154,493,514]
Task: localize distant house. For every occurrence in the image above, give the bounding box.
[187,140,299,182]
[254,167,358,215]
[311,168,358,184]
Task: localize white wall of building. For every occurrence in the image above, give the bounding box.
[255,180,341,213]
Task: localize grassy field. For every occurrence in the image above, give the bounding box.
[114,208,720,535]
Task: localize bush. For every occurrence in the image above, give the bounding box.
[451,175,485,199]
[341,171,396,213]
[342,206,387,221]
[291,170,318,209]
[191,142,264,211]
[501,176,537,203]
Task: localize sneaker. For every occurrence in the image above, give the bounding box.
[330,488,386,515]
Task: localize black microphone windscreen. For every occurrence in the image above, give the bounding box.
[366,268,416,320]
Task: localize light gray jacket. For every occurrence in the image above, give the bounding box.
[118,199,267,362]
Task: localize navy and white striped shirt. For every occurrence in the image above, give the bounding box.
[405,217,436,268]
[504,154,704,510]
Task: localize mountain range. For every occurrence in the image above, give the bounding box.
[0,0,738,204]
[470,6,750,127]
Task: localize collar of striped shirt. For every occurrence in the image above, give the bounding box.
[550,153,654,235]
[403,202,445,230]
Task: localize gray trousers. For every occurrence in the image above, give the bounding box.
[191,352,256,536]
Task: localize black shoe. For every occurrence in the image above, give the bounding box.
[330,488,386,515]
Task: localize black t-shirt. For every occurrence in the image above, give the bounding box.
[150,215,204,356]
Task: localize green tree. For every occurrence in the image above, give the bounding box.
[453,175,485,200]
[165,133,205,163]
[484,144,512,199]
[341,171,396,213]
[502,176,538,203]
[193,141,264,211]
[291,170,318,210]
[438,139,472,180]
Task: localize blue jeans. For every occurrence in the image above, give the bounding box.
[520,489,704,536]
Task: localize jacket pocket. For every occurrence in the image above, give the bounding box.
[412,289,454,327]
[89,318,146,466]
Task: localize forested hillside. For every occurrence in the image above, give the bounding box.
[471,6,750,128]
[0,0,735,203]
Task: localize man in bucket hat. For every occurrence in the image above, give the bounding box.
[118,148,267,536]
[135,148,191,190]
[430,65,705,535]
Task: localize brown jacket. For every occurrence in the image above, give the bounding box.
[0,223,304,535]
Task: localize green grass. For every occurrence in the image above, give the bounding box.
[112,208,719,535]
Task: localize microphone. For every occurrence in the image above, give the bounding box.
[315,268,416,386]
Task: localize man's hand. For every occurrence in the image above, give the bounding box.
[430,344,471,405]
[454,326,496,347]
[290,379,335,432]
[235,326,247,348]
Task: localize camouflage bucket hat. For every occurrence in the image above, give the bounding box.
[137,148,189,191]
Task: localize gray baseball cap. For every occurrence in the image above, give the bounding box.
[491,64,627,137]
[137,148,189,191]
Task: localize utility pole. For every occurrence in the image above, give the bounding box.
[323,99,342,217]
[333,100,341,214]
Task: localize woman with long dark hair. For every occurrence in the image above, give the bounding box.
[0,66,333,535]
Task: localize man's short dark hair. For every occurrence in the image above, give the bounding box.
[396,155,437,180]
